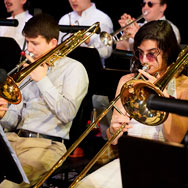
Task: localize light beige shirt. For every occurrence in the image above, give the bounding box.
[0,56,89,139]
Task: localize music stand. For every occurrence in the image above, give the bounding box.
[0,126,29,184]
[118,135,188,188]
[0,37,21,73]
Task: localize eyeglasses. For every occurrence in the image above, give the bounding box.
[141,1,160,8]
[134,48,160,62]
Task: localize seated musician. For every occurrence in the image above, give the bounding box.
[75,20,188,188]
[116,0,181,51]
[0,13,89,188]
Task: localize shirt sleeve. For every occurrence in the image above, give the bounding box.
[36,60,89,124]
[0,101,23,130]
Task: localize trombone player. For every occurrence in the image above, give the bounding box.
[0,13,89,188]
[76,20,188,188]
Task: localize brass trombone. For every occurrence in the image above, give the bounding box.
[34,45,188,188]
[0,22,100,104]
[100,11,148,46]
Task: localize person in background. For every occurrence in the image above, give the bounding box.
[0,0,32,49]
[0,13,89,188]
[59,0,114,143]
[116,0,181,51]
[58,0,113,63]
[75,20,188,188]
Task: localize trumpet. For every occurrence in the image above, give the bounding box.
[0,22,100,104]
[100,11,148,46]
[34,45,188,188]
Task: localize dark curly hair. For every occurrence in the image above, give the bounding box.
[131,20,181,73]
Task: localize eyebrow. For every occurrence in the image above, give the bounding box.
[138,48,158,52]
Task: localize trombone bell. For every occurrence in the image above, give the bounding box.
[120,79,168,125]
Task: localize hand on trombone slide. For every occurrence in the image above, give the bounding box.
[107,112,132,145]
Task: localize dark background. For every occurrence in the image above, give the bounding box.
[0,0,187,44]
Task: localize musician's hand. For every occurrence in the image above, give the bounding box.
[124,20,140,39]
[118,13,132,28]
[138,69,169,97]
[29,63,48,82]
[0,98,8,119]
[107,114,132,145]
[84,34,90,45]
[138,69,157,83]
[118,14,140,39]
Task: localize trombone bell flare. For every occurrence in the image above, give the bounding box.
[120,79,168,125]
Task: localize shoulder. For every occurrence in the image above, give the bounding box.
[176,75,188,99]
[61,56,87,71]
[59,12,72,24]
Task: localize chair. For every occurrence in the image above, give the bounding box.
[104,49,133,71]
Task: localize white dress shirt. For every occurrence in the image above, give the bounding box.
[0,11,32,49]
[58,3,113,60]
[127,16,181,51]
[0,56,89,139]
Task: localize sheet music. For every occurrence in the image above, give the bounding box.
[0,126,29,184]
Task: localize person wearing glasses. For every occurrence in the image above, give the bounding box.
[75,20,188,188]
[116,0,181,51]
[0,0,32,49]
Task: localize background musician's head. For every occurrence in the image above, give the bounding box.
[22,13,59,60]
[68,0,92,16]
[4,0,30,17]
[142,0,167,22]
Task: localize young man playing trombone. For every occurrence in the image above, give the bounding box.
[0,13,89,188]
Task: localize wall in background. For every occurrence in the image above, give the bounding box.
[0,0,187,44]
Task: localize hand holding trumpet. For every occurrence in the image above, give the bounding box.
[118,13,140,40]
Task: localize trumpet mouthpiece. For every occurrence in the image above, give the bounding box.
[143,11,149,16]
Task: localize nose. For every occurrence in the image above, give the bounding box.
[142,54,149,63]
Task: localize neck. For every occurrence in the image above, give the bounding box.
[77,2,92,16]
[12,9,25,18]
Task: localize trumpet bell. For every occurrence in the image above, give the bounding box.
[120,79,168,125]
[0,76,21,104]
[100,31,113,46]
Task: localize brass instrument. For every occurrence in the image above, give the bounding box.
[0,22,100,104]
[34,46,188,187]
[100,11,148,46]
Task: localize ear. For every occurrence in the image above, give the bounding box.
[21,0,27,6]
[50,38,58,48]
[161,3,167,13]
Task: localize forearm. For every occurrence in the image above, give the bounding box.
[163,113,188,143]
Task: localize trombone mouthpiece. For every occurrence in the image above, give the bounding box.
[142,64,149,71]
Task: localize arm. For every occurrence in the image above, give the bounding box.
[107,73,135,145]
[0,97,23,129]
[35,58,89,124]
[163,76,188,143]
[116,13,140,51]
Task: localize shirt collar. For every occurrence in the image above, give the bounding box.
[9,11,29,19]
